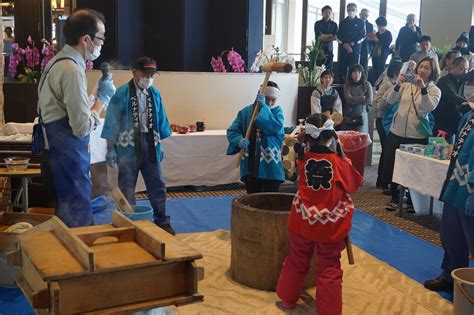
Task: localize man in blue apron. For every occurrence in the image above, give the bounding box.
[37,9,116,227]
[101,57,175,235]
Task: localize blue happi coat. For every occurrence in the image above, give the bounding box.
[226,103,285,181]
[101,83,172,165]
[441,110,474,211]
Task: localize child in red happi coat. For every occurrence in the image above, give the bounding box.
[276,113,363,315]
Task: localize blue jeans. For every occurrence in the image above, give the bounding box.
[440,203,474,282]
[118,134,170,225]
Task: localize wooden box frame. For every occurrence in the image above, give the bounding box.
[11,211,203,314]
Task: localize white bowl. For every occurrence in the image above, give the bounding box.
[4,157,30,171]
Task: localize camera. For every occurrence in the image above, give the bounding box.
[405,74,415,83]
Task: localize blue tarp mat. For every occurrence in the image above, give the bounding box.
[3,195,472,312]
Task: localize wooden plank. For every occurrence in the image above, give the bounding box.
[50,217,95,272]
[0,232,17,251]
[19,231,85,280]
[72,224,115,234]
[0,216,52,251]
[21,250,48,293]
[113,212,165,260]
[110,187,135,213]
[197,266,204,281]
[92,241,156,270]
[50,282,60,315]
[14,273,40,309]
[186,261,198,294]
[75,227,136,246]
[0,211,51,228]
[83,294,204,314]
[31,288,50,309]
[136,221,203,261]
[6,249,21,266]
[58,262,188,314]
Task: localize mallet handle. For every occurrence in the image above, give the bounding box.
[345,235,355,265]
[236,71,272,167]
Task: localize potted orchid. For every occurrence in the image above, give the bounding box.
[8,36,56,83]
[4,36,58,122]
[4,37,94,122]
[250,45,295,73]
[210,48,246,72]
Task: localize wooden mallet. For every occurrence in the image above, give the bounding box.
[345,235,355,265]
[236,62,293,167]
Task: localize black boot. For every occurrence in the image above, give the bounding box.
[423,277,453,292]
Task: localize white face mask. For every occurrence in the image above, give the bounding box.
[138,77,154,90]
[84,37,102,61]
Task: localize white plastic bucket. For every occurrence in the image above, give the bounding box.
[451,268,474,315]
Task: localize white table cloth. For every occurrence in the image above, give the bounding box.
[392,149,449,216]
[100,130,241,190]
[160,130,240,187]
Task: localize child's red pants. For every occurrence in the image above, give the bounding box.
[276,231,346,315]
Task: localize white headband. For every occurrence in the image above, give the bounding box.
[305,119,335,139]
[264,86,280,99]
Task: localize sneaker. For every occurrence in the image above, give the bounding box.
[382,188,392,196]
[279,301,296,309]
[423,277,453,292]
[158,223,176,236]
[385,201,399,211]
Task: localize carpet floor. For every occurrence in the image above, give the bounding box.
[168,230,452,314]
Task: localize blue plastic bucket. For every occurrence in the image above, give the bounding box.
[123,205,154,222]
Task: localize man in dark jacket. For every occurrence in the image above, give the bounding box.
[314,5,338,70]
[337,3,366,83]
[395,14,422,62]
[359,8,374,76]
[433,57,470,142]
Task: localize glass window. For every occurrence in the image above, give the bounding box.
[307,0,340,61]
[286,0,303,61]
[353,1,380,26]
[272,0,289,53]
[385,0,422,63]
[354,2,381,66]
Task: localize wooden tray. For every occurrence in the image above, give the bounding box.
[0,212,53,251]
[11,211,204,314]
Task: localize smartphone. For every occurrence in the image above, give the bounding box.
[400,62,414,82]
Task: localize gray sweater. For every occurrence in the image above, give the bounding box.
[343,81,373,117]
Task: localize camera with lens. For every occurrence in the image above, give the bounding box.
[405,74,415,83]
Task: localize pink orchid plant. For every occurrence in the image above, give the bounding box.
[210,48,246,73]
[8,36,56,83]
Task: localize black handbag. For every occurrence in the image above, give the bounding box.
[344,115,364,126]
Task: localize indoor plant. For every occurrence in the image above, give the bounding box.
[298,38,327,87]
[250,46,295,73]
[296,38,327,121]
[210,48,246,72]
[8,36,56,83]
